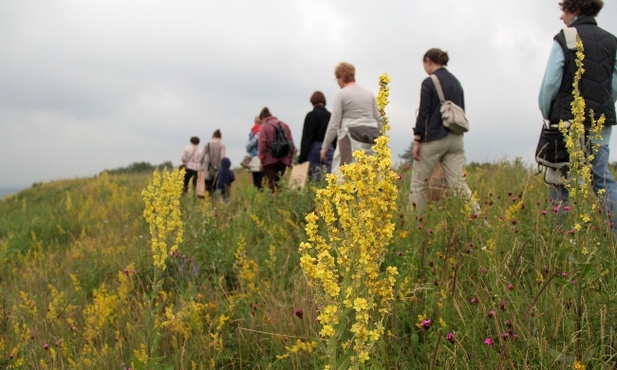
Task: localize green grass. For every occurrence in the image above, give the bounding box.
[0,162,615,369]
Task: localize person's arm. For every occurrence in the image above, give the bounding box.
[612,51,617,103]
[322,93,342,153]
[258,125,267,162]
[413,78,433,141]
[181,147,188,163]
[372,97,383,130]
[298,112,313,163]
[538,41,565,119]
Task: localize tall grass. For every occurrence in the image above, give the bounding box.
[0,158,615,369]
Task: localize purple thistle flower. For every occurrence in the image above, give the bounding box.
[470,297,478,304]
[487,310,496,318]
[501,332,510,340]
[507,283,514,290]
[446,332,455,343]
[499,301,506,311]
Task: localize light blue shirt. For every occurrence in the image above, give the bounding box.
[538,41,617,144]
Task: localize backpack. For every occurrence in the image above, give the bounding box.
[270,122,291,158]
[430,74,469,135]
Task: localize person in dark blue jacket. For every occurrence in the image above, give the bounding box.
[216,157,235,202]
[410,48,479,215]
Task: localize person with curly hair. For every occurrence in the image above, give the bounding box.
[538,0,617,233]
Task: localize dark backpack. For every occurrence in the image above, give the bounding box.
[270,122,291,158]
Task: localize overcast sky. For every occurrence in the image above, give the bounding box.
[1,1,616,188]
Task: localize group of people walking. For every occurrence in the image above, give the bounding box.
[179,0,617,234]
[180,129,234,201]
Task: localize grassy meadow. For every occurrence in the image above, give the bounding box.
[0,157,615,369]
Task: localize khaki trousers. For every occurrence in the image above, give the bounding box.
[410,133,477,214]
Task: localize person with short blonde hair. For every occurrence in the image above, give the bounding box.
[334,62,356,84]
[321,62,382,178]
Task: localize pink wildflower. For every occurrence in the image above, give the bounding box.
[484,337,493,346]
[420,319,432,330]
[446,332,455,343]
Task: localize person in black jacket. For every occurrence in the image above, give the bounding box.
[216,157,235,202]
[299,91,334,181]
[538,0,617,233]
[410,48,479,215]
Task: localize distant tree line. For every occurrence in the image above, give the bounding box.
[104,161,174,175]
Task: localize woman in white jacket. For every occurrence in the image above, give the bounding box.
[320,62,383,178]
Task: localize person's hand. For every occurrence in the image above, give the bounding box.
[320,149,327,161]
[413,141,421,161]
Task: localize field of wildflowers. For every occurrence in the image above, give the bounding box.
[1,65,616,369]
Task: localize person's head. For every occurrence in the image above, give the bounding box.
[254,115,261,124]
[259,107,272,120]
[220,157,231,169]
[423,48,449,74]
[212,129,222,139]
[190,136,200,145]
[559,0,603,19]
[310,91,326,106]
[334,62,355,86]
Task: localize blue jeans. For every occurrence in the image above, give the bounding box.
[307,142,333,182]
[550,144,617,234]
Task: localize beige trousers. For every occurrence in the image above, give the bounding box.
[410,133,478,214]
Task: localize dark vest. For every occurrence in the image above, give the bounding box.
[549,16,617,127]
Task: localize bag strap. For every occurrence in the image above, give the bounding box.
[563,27,578,50]
[429,74,446,104]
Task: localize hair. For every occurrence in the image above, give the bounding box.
[334,62,356,83]
[190,136,200,145]
[559,0,603,16]
[212,129,222,139]
[423,48,449,66]
[259,107,272,120]
[254,115,261,123]
[310,91,326,106]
